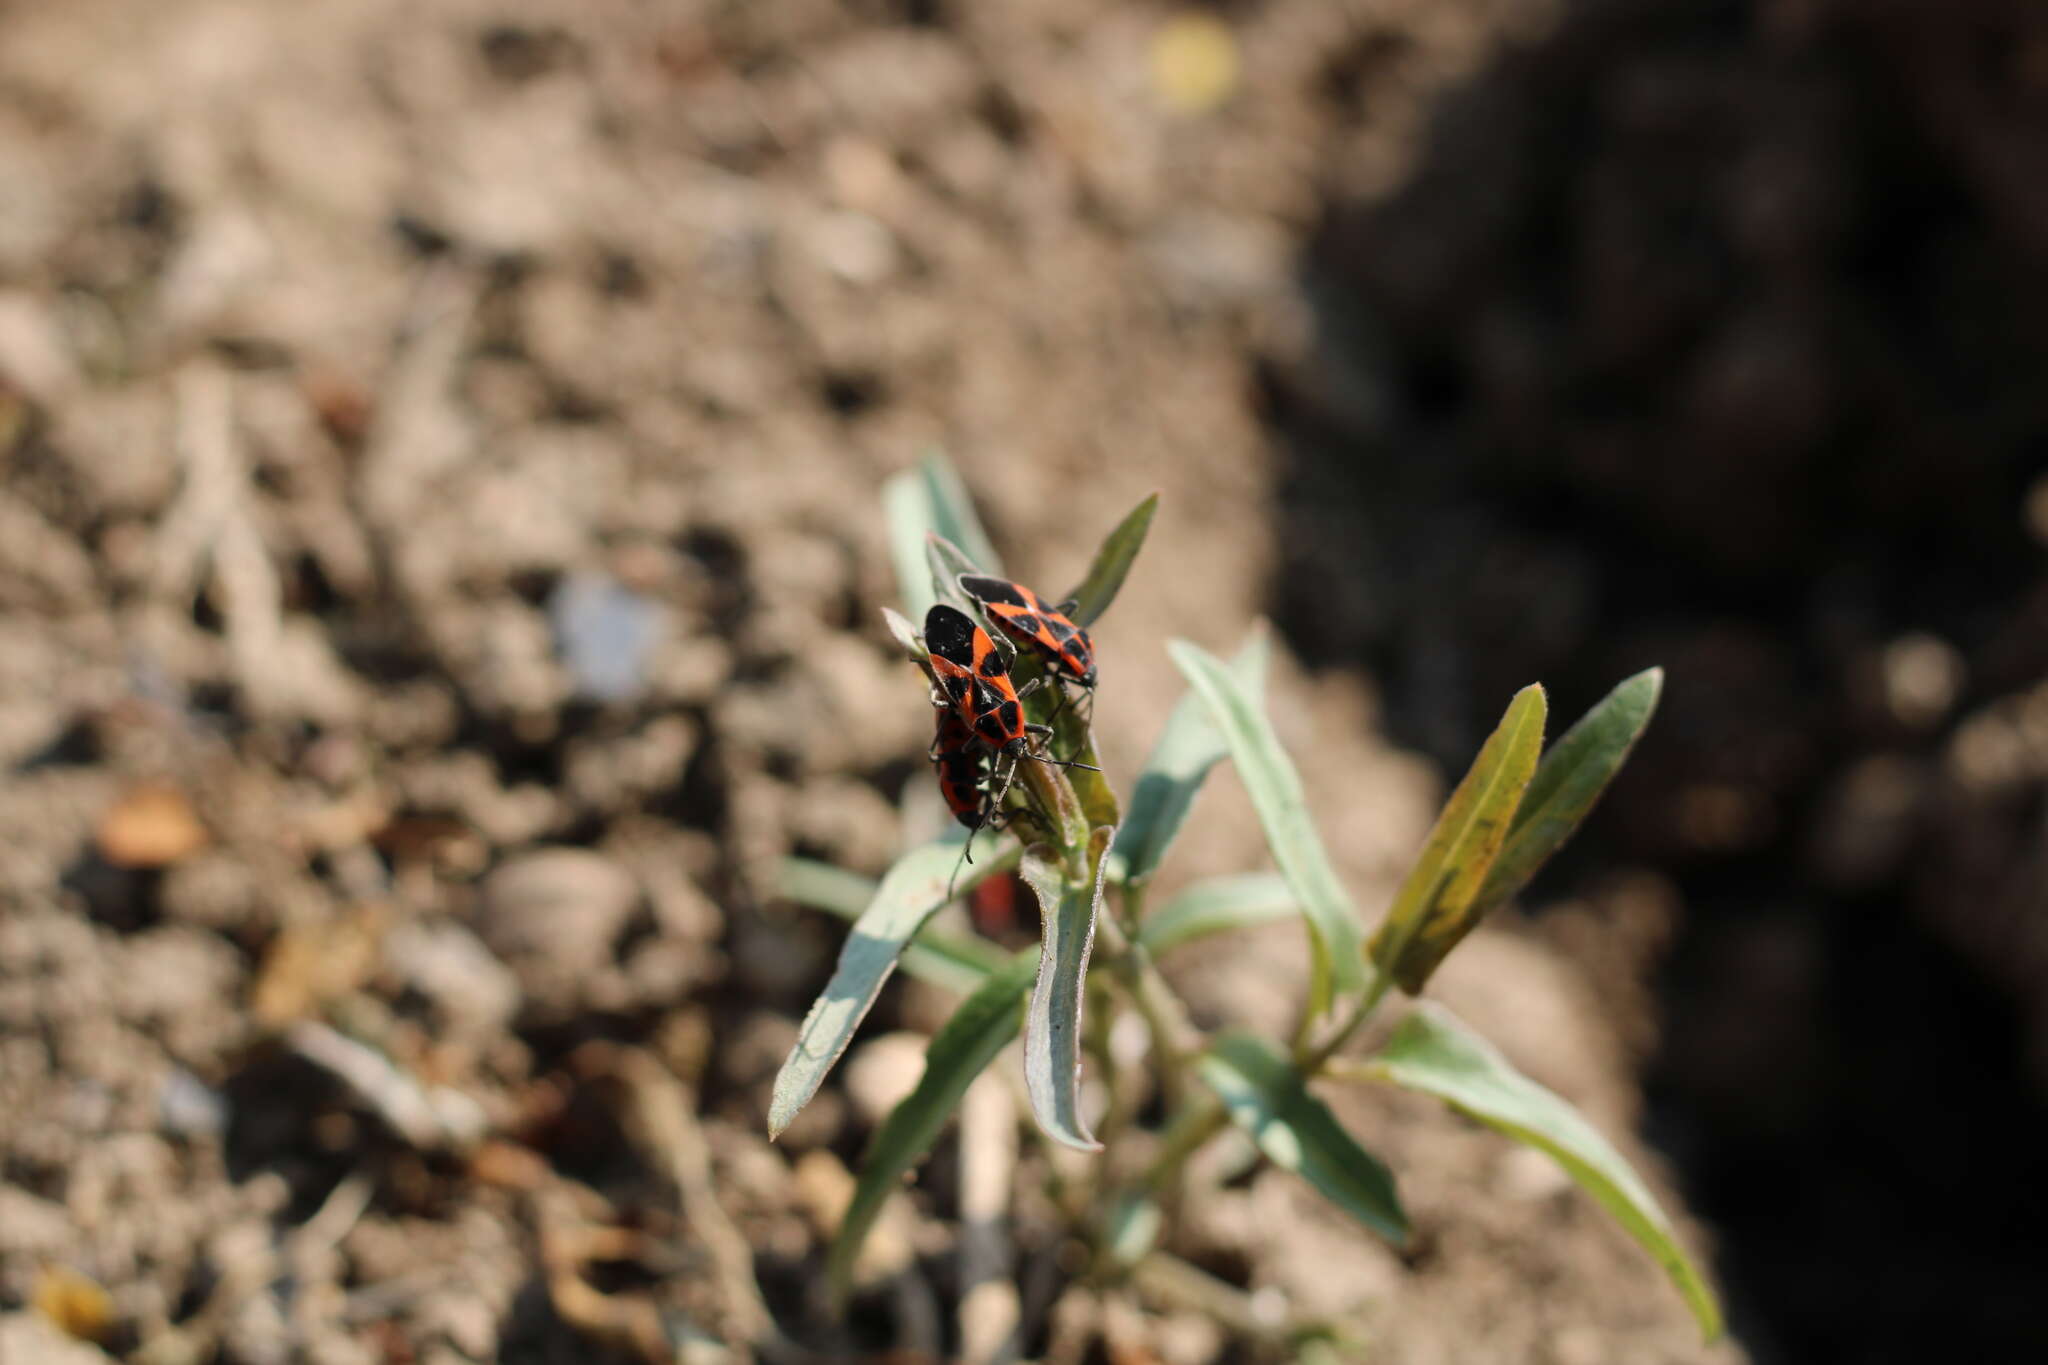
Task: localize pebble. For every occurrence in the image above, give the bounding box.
[476,848,641,977]
[0,1313,115,1365]
[547,570,667,703]
[384,919,522,1039]
[158,1067,228,1139]
[841,1032,930,1127]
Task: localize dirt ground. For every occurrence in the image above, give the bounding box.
[1,2,1736,1362]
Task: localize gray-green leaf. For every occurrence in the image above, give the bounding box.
[1063,492,1158,627]
[1199,1032,1407,1246]
[1475,668,1662,915]
[1020,827,1115,1151]
[885,471,940,622]
[919,451,1003,579]
[769,840,1020,1138]
[1168,639,1367,1011]
[880,606,929,666]
[883,451,1001,621]
[1118,626,1269,886]
[1368,684,1546,995]
[1137,872,1298,957]
[927,532,996,632]
[1363,1003,1721,1340]
[777,857,1009,994]
[827,953,1035,1303]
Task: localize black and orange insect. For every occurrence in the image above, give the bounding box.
[930,705,1034,895]
[958,575,1097,705]
[923,602,1037,753]
[922,603,1095,897]
[922,602,1096,767]
[930,707,998,836]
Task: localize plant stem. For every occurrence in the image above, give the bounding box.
[1296,963,1394,1071]
[1139,1093,1229,1194]
[1096,904,1199,1112]
[1016,740,1089,874]
[1129,1252,1297,1348]
[1142,965,1399,1197]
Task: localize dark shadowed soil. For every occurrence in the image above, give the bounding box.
[1268,0,2048,1359]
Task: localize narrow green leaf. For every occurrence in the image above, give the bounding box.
[1118,626,1270,886]
[1199,1032,1408,1246]
[1475,667,1662,915]
[778,857,879,921]
[769,841,1021,1138]
[1019,827,1115,1151]
[880,606,929,665]
[1136,872,1298,957]
[926,532,994,624]
[1168,639,1366,1007]
[827,954,1035,1304]
[1102,1193,1163,1270]
[1063,492,1158,627]
[885,450,1000,620]
[1364,1003,1722,1340]
[1368,684,1547,995]
[884,471,939,621]
[892,939,1003,994]
[778,857,1010,994]
[919,450,1003,578]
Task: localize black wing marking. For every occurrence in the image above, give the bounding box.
[958,574,1030,609]
[923,603,980,666]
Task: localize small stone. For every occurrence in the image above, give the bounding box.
[477,848,641,977]
[1494,1144,1571,1202]
[384,919,522,1039]
[0,1186,72,1256]
[158,1067,228,1138]
[0,1313,115,1365]
[548,570,667,703]
[792,1148,854,1231]
[841,1032,929,1127]
[117,929,241,1027]
[96,783,209,869]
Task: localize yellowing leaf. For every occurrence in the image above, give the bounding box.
[1369,685,1546,994]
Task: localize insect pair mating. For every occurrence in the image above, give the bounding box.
[921,575,1100,877]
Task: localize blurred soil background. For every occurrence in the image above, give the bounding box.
[0,0,2035,1363]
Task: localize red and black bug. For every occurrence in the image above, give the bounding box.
[922,603,1096,768]
[930,707,997,834]
[922,602,1096,896]
[923,602,1038,756]
[930,705,1024,892]
[957,575,1098,692]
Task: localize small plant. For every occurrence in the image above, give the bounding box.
[774,454,1720,1344]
